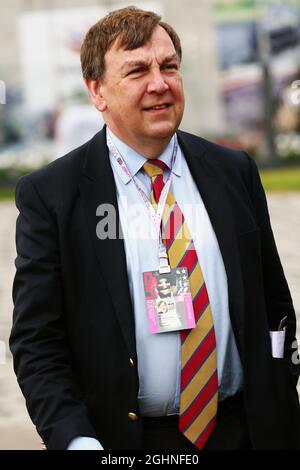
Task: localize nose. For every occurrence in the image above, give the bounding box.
[146,69,169,94]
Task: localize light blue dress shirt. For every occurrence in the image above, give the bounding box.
[67,129,243,449]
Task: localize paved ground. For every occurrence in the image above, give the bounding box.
[0,195,299,450]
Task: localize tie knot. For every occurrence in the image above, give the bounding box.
[143,159,168,178]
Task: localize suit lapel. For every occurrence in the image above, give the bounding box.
[177,132,245,354]
[79,126,136,359]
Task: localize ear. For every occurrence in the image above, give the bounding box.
[85,79,107,112]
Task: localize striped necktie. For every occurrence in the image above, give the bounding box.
[143,158,218,449]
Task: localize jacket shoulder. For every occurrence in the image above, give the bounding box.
[22,138,92,185]
[15,132,102,206]
[178,129,251,169]
[177,129,259,201]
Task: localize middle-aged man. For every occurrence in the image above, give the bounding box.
[10,6,300,450]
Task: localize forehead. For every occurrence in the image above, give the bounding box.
[105,26,177,67]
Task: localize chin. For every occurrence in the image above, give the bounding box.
[150,122,178,139]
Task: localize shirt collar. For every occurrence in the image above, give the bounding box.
[107,127,182,185]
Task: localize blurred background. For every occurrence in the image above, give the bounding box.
[0,0,299,449]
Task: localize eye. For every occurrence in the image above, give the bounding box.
[163,63,179,71]
[127,68,144,76]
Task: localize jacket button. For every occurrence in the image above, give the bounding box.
[130,358,134,367]
[128,412,138,421]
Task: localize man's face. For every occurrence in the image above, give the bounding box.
[158,278,171,296]
[158,278,170,289]
[159,301,168,313]
[94,26,185,154]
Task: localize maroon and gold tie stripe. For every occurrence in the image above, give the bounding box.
[143,159,218,449]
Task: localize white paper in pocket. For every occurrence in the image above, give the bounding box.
[269,329,286,358]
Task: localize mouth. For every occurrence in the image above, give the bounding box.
[143,103,171,111]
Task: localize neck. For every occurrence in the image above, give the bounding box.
[106,126,174,159]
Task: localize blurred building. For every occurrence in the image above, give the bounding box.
[0,0,224,156]
[214,0,300,161]
[0,0,299,161]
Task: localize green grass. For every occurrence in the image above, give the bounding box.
[0,187,15,201]
[260,167,300,192]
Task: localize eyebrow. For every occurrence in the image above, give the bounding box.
[121,53,179,72]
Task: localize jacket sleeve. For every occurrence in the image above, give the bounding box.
[9,175,98,450]
[246,155,300,383]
